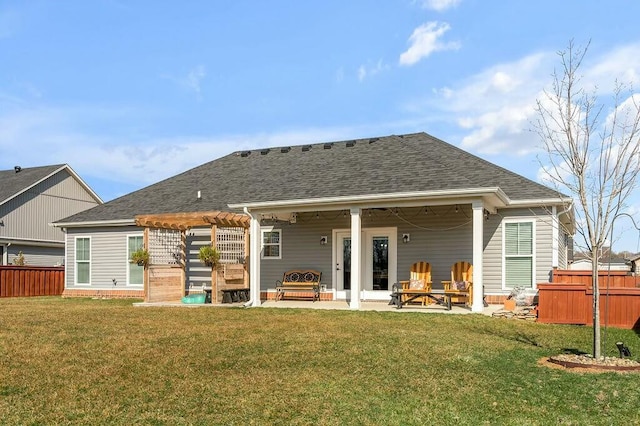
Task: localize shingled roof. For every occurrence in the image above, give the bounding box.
[1,164,67,205]
[57,132,567,224]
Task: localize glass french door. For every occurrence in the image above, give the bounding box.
[335,228,396,301]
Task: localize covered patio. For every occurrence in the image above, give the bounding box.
[233,194,505,313]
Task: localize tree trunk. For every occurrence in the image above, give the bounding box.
[591,250,601,358]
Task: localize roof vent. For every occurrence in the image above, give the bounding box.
[323,143,333,150]
[302,145,311,152]
[240,151,251,158]
[346,140,356,147]
[368,138,379,144]
[280,147,291,153]
[260,149,270,155]
[14,166,21,173]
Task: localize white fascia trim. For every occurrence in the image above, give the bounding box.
[62,164,104,204]
[229,187,510,213]
[51,219,136,228]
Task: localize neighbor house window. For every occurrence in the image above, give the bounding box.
[504,221,534,288]
[75,237,91,285]
[127,235,144,285]
[261,228,281,259]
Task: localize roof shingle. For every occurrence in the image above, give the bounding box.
[58,132,566,224]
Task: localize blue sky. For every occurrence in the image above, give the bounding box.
[2,0,640,251]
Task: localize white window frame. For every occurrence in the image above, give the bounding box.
[260,227,282,260]
[502,218,536,290]
[126,234,144,286]
[74,236,91,286]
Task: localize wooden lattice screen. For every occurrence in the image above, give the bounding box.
[148,228,183,265]
[216,227,245,264]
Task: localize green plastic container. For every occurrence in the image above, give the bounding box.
[182,293,206,304]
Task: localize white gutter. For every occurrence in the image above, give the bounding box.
[506,197,573,207]
[229,187,511,211]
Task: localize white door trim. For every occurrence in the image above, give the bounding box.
[332,227,397,301]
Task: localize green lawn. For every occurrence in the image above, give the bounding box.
[0,297,638,425]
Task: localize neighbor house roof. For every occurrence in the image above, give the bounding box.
[1,164,103,206]
[56,132,570,225]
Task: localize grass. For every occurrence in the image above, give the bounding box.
[0,297,639,425]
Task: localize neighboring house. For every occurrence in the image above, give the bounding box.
[627,254,640,275]
[54,132,574,310]
[569,257,631,272]
[0,164,102,266]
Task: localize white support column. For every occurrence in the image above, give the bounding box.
[349,208,362,310]
[551,206,559,268]
[249,214,262,307]
[472,201,484,313]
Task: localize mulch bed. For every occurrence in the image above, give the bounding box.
[539,354,640,373]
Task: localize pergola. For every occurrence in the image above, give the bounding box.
[134,211,250,303]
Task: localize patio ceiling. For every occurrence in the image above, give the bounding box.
[134,211,250,230]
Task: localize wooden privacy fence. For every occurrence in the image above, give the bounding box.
[538,269,640,329]
[0,266,65,298]
[551,269,640,288]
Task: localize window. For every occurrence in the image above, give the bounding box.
[75,237,91,285]
[127,235,144,285]
[504,221,534,288]
[261,228,281,259]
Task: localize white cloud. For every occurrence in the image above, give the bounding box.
[584,43,640,91]
[422,52,551,154]
[399,22,460,66]
[0,102,383,200]
[184,65,206,97]
[357,60,389,82]
[162,65,207,99]
[419,0,461,11]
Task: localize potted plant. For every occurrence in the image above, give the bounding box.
[198,245,220,269]
[130,248,150,267]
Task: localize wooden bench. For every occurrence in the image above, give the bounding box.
[275,270,321,302]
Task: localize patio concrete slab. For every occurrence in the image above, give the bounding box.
[134,299,504,316]
[259,300,503,316]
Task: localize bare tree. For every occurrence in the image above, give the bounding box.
[534,40,640,359]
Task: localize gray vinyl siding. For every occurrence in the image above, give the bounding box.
[6,244,64,267]
[66,225,143,290]
[558,229,568,269]
[259,205,558,295]
[483,207,555,295]
[0,169,99,243]
[185,227,212,290]
[259,205,477,291]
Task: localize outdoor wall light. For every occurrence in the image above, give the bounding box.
[402,233,410,243]
[320,236,327,245]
